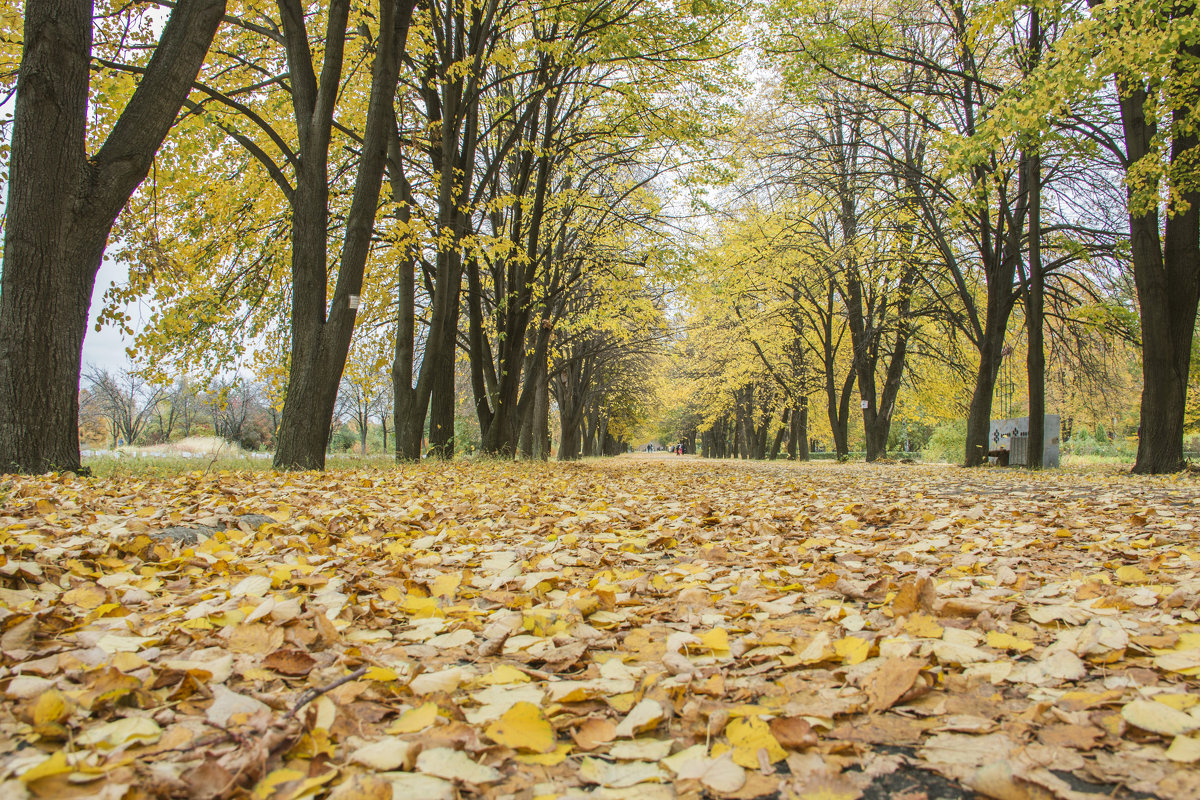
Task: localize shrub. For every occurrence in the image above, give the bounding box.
[922,420,966,464]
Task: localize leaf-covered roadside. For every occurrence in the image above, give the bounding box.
[1,460,1199,800]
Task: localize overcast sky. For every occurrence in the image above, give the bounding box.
[82,257,138,374]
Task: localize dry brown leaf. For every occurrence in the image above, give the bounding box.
[892,576,936,617]
[573,717,618,750]
[768,716,818,750]
[262,648,317,677]
[863,658,925,712]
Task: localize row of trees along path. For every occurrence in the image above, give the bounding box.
[1,0,1197,474]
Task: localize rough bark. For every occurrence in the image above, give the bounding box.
[0,0,226,474]
[1125,96,1200,473]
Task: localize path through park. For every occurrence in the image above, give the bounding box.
[1,458,1199,799]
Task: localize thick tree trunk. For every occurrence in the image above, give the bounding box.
[518,344,551,460]
[553,367,585,461]
[963,153,1026,466]
[558,422,580,461]
[1020,11,1046,470]
[1123,95,1200,472]
[421,238,467,459]
[582,409,598,458]
[0,0,225,474]
[733,398,745,459]
[479,108,556,457]
[755,404,773,459]
[1077,0,1200,474]
[1133,154,1198,473]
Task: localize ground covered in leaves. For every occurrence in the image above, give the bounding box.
[2,457,1200,800]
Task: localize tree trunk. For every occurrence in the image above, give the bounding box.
[963,284,1021,468]
[1024,11,1045,470]
[827,368,855,458]
[1128,100,1199,473]
[1077,1,1200,474]
[796,398,809,460]
[770,408,789,460]
[390,159,423,461]
[274,0,415,470]
[553,366,585,461]
[963,155,1026,466]
[842,274,884,461]
[558,421,580,461]
[964,319,1008,467]
[0,0,225,474]
[1026,148,1045,469]
[732,398,745,458]
[530,367,550,460]
[582,408,598,457]
[867,271,916,462]
[429,335,458,459]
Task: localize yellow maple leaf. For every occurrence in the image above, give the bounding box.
[474,664,530,686]
[485,701,556,753]
[430,572,461,598]
[986,631,1034,652]
[515,743,573,765]
[1114,565,1149,584]
[725,716,786,768]
[903,614,944,639]
[19,751,73,783]
[33,690,72,728]
[834,636,870,665]
[699,627,731,655]
[364,666,400,682]
[62,584,106,609]
[387,702,439,734]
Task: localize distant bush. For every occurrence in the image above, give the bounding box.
[1062,426,1133,458]
[331,426,357,452]
[888,422,933,453]
[238,431,264,452]
[922,420,966,464]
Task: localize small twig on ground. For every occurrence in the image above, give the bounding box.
[285,666,368,720]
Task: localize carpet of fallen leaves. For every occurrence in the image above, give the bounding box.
[2,457,1200,800]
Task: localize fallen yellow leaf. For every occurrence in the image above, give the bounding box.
[485,701,556,753]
